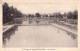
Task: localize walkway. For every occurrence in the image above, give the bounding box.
[51,23,77,35]
[3,25,14,33]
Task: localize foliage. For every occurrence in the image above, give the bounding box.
[73,10,78,20]
[67,10,78,20]
[3,2,78,25]
[35,13,41,17]
[3,2,23,24]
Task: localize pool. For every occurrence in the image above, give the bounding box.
[3,25,77,47]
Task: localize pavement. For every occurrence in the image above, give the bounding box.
[51,23,77,35]
[3,25,14,33]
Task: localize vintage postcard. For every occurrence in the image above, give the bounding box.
[0,0,80,51]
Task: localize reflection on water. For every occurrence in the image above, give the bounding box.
[3,26,18,47]
[3,25,77,47]
[67,32,77,39]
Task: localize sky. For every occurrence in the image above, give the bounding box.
[3,0,78,14]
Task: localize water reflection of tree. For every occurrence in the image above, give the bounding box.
[3,26,18,46]
[66,31,77,39]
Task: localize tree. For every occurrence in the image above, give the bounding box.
[73,10,78,20]
[3,2,10,24]
[67,11,73,19]
[64,12,67,17]
[35,13,41,17]
[3,2,23,24]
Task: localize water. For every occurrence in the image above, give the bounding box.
[3,21,77,47]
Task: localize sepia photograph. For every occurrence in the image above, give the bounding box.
[2,0,78,48]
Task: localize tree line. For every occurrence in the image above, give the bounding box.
[3,2,23,24]
[25,10,78,20]
[3,2,78,24]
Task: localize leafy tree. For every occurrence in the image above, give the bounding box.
[73,10,78,20]
[3,2,23,24]
[35,13,41,17]
[64,12,67,17]
[67,11,73,19]
[3,2,10,24]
